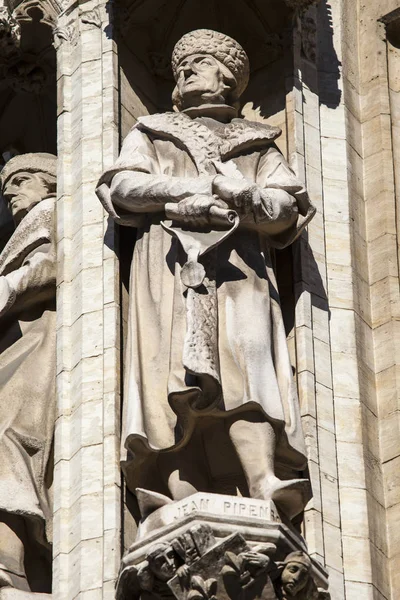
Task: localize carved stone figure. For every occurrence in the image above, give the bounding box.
[97,29,315,522]
[275,552,319,599]
[117,540,186,600]
[117,522,330,600]
[0,153,56,595]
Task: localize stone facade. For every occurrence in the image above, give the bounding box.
[0,0,399,599]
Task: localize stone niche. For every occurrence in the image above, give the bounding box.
[115,6,304,530]
[112,5,329,599]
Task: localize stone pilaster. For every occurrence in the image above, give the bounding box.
[53,2,121,598]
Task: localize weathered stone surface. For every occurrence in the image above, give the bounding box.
[0,153,56,594]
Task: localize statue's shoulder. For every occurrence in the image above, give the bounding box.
[136,112,196,137]
[220,118,281,159]
[226,118,281,143]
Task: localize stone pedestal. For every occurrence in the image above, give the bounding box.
[117,494,329,600]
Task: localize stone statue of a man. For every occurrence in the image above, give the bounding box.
[97,29,315,521]
[0,153,56,594]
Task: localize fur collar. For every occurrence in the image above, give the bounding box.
[137,112,281,175]
[0,198,54,276]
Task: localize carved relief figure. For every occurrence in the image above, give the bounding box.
[97,30,315,521]
[276,552,318,599]
[0,153,56,594]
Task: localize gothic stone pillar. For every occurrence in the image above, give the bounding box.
[53,2,121,598]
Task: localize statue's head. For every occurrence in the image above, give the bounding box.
[146,542,178,582]
[0,153,57,225]
[280,552,312,597]
[171,29,249,114]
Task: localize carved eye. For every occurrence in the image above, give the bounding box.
[13,175,30,185]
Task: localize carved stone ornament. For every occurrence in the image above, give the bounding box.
[80,5,101,28]
[53,6,101,49]
[53,22,78,48]
[11,0,62,28]
[117,519,330,600]
[0,7,21,58]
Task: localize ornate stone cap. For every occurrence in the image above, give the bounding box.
[172,29,250,97]
[0,152,57,188]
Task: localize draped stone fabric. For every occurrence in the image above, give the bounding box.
[97,113,315,494]
[0,197,56,548]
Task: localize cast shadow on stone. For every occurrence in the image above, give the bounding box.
[314,0,341,110]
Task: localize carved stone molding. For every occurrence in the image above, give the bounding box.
[0,7,21,58]
[9,0,62,27]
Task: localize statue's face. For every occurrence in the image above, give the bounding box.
[148,545,178,582]
[2,171,50,225]
[281,562,309,596]
[175,54,231,108]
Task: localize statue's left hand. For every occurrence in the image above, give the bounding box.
[0,276,16,318]
[212,176,262,218]
[177,564,191,587]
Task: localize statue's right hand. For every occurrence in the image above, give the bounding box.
[0,276,16,318]
[165,195,229,227]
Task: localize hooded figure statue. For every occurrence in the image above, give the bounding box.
[97,29,315,522]
[0,153,56,594]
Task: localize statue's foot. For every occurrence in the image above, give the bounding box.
[136,488,173,519]
[254,477,311,520]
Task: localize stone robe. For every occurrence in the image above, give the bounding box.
[0,198,55,547]
[97,112,315,493]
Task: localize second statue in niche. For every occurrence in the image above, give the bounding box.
[97,29,315,522]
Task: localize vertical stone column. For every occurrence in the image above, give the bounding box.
[289,1,387,597]
[53,2,121,598]
[384,31,400,599]
[293,0,398,598]
[289,5,346,598]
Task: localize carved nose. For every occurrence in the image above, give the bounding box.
[183,64,195,78]
[3,191,16,203]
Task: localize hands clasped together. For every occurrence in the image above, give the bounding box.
[165,176,279,227]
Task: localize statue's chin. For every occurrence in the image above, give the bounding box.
[182,103,238,122]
